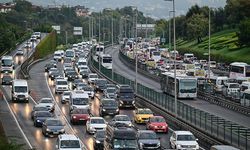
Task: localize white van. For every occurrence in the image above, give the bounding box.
[69,90,90,111]
[12,80,29,102]
[210,61,217,68]
[183,53,194,63]
[1,55,14,73]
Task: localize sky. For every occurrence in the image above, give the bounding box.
[1,0,227,19]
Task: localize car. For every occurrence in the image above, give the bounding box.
[103,87,117,99]
[94,78,108,92]
[116,84,135,108]
[45,63,56,72]
[24,42,32,48]
[79,66,90,78]
[37,98,55,112]
[33,111,53,127]
[56,134,86,150]
[109,115,133,127]
[75,82,88,90]
[48,68,59,77]
[146,116,168,133]
[54,51,62,61]
[134,108,154,124]
[61,91,71,104]
[106,83,116,89]
[50,60,57,67]
[55,78,69,94]
[31,104,50,120]
[81,86,94,99]
[99,98,119,116]
[137,130,161,150]
[30,35,37,42]
[16,49,24,55]
[70,108,90,124]
[72,79,83,89]
[42,118,65,137]
[93,130,105,150]
[1,75,13,85]
[66,71,79,81]
[86,117,107,134]
[88,73,98,84]
[169,131,199,150]
[69,90,90,111]
[50,71,61,80]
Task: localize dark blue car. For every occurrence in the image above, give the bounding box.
[33,111,53,127]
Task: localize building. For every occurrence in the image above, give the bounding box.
[0,3,15,13]
[75,5,89,17]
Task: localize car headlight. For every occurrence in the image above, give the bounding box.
[120,100,124,104]
[157,142,161,147]
[132,101,135,104]
[177,144,182,149]
[89,126,95,130]
[73,116,77,119]
[37,119,41,122]
[96,140,101,144]
[128,123,132,127]
[196,144,199,149]
[116,109,119,112]
[154,126,158,128]
[60,129,65,132]
[102,109,106,111]
[46,128,51,132]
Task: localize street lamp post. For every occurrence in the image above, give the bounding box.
[169,11,174,51]
[111,10,114,46]
[165,0,177,118]
[208,7,211,81]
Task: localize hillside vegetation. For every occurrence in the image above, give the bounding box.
[176,29,250,64]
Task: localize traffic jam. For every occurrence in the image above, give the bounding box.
[120,38,250,106]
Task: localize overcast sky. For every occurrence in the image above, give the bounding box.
[1,0,227,19]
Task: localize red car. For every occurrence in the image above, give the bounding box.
[146,116,168,133]
[70,108,90,125]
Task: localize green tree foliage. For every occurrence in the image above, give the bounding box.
[237,18,250,46]
[187,14,208,43]
[225,0,250,25]
[14,0,33,14]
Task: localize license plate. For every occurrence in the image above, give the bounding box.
[53,132,59,134]
[79,119,85,120]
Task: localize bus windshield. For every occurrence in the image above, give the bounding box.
[179,79,197,93]
[2,59,12,66]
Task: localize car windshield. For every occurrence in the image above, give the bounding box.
[36,112,51,117]
[40,99,53,103]
[68,71,77,75]
[113,139,138,149]
[103,100,117,106]
[177,134,196,141]
[90,75,98,78]
[47,120,63,126]
[138,109,153,114]
[139,132,157,139]
[3,76,12,80]
[57,81,67,85]
[150,117,165,123]
[107,88,116,93]
[83,86,93,91]
[1,59,12,66]
[14,86,27,93]
[91,119,105,124]
[96,130,105,138]
[96,80,107,85]
[34,107,48,111]
[72,109,89,114]
[229,84,239,88]
[73,98,88,105]
[115,116,130,121]
[60,140,80,148]
[63,92,71,96]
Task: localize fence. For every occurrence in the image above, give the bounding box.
[90,52,250,150]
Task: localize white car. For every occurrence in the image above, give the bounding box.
[70,90,90,110]
[170,131,199,150]
[86,117,107,134]
[55,78,69,94]
[110,115,133,127]
[54,51,62,61]
[16,49,24,55]
[88,73,98,84]
[38,98,55,112]
[56,134,87,150]
[61,91,71,104]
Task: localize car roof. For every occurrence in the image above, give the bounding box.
[174,131,193,135]
[59,134,80,140]
[138,130,155,134]
[90,117,104,120]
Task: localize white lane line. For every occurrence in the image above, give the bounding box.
[2,94,33,149]
[44,74,86,148]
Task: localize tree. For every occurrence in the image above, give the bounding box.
[187,14,208,43]
[238,18,250,46]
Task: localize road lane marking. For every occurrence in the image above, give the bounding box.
[2,94,33,149]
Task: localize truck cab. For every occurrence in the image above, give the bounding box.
[12,79,29,103]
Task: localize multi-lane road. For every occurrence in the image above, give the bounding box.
[105,45,250,128]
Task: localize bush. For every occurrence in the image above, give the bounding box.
[34,31,57,59]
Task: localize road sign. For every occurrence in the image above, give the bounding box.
[73,27,83,35]
[52,25,60,34]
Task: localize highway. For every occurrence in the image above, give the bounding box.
[105,45,250,128]
[28,56,172,149]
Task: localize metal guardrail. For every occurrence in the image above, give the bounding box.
[89,47,250,150]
